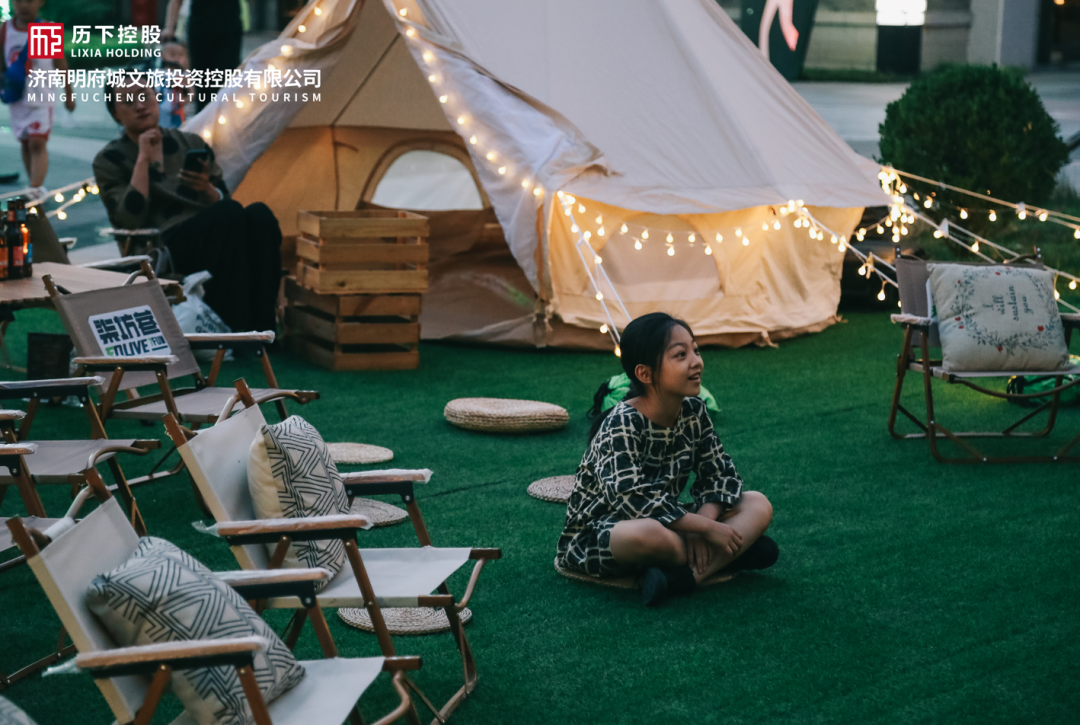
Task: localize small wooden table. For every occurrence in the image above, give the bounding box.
[0,262,182,370]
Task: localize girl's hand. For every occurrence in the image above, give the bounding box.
[685,532,712,576]
[178,160,220,202]
[704,521,742,557]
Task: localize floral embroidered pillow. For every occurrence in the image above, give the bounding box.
[927,263,1070,372]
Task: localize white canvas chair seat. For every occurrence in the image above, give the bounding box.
[169,656,384,725]
[0,439,140,483]
[262,547,472,609]
[911,362,1080,379]
[109,387,291,424]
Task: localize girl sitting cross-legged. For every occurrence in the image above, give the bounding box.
[556,312,778,606]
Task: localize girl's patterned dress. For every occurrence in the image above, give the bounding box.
[556,397,743,577]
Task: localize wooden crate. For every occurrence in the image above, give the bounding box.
[295,210,429,294]
[284,278,420,371]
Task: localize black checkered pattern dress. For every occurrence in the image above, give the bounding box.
[556,397,743,577]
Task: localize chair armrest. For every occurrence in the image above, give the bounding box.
[214,515,372,545]
[186,331,275,351]
[78,255,153,271]
[382,656,422,672]
[86,440,160,468]
[0,377,104,400]
[76,637,265,678]
[0,409,26,421]
[341,470,431,484]
[216,568,330,605]
[890,314,933,327]
[0,442,36,456]
[1062,313,1079,329]
[74,356,178,372]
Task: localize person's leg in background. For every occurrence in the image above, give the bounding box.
[241,202,283,333]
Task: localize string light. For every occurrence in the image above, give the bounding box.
[666,233,673,243]
[521,179,530,189]
[423,51,433,62]
[972,241,980,253]
[600,324,608,334]
[439,95,448,103]
[595,215,603,224]
[314,6,322,14]
[761,222,769,231]
[667,246,674,256]
[486,152,496,161]
[959,208,967,219]
[398,7,408,16]
[595,292,603,300]
[217,115,226,125]
[773,221,781,230]
[54,192,64,202]
[597,226,605,236]
[715,233,722,243]
[299,24,307,32]
[594,255,602,264]
[1070,280,1078,290]
[457,116,466,125]
[705,245,713,255]
[877,283,886,301]
[615,345,621,358]
[634,240,642,250]
[621,224,628,234]
[988,210,997,222]
[497,167,506,175]
[405,28,414,37]
[735,228,742,237]
[1075,229,1080,239]
[742,237,749,247]
[642,230,649,240]
[688,233,695,243]
[1039,211,1048,222]
[578,204,585,213]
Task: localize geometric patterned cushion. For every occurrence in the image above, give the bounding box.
[0,696,38,725]
[247,416,348,589]
[86,537,305,725]
[929,263,1071,372]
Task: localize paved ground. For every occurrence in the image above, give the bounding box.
[0,36,1075,262]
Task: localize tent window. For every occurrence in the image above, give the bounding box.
[370,150,484,211]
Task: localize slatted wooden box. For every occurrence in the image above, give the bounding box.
[294,210,430,294]
[284,278,420,370]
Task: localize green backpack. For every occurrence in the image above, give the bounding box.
[1006,356,1080,407]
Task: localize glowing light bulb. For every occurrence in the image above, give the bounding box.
[598,227,605,237]
[899,184,907,193]
[439,95,448,103]
[486,152,496,161]
[57,210,67,220]
[571,225,579,233]
[1039,212,1048,222]
[615,346,621,358]
[1070,280,1077,290]
[858,265,866,275]
[314,6,322,14]
[666,233,673,243]
[642,230,649,240]
[533,187,543,197]
[404,28,414,37]
[989,210,997,222]
[667,246,674,256]
[901,226,908,236]
[457,116,466,125]
[794,219,802,228]
[469,136,477,145]
[797,199,804,207]
[1075,229,1080,239]
[595,215,603,224]
[217,115,226,125]
[299,24,307,32]
[885,218,893,227]
[1018,210,1027,220]
[705,245,713,255]
[735,227,742,237]
[742,237,749,247]
[521,179,530,189]
[578,204,586,213]
[600,324,608,334]
[923,198,932,209]
[594,255,602,264]
[236,100,244,108]
[877,289,886,302]
[838,242,846,253]
[898,300,902,308]
[583,231,591,240]
[398,7,408,16]
[1055,289,1061,300]
[715,233,723,243]
[565,195,575,204]
[960,209,968,219]
[773,221,781,230]
[91,186,99,194]
[762,222,769,231]
[877,225,884,234]
[933,230,942,238]
[268,63,276,72]
[620,224,628,234]
[596,292,603,301]
[54,193,64,202]
[688,233,695,243]
[281,45,293,55]
[971,241,980,253]
[498,166,506,175]
[634,240,642,250]
[830,235,838,244]
[423,51,433,62]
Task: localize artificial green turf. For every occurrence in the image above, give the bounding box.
[1,309,1077,724]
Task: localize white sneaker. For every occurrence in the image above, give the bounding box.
[26,186,47,201]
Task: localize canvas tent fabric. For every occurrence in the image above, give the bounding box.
[188,0,889,349]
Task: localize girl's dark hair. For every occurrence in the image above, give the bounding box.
[586,312,694,442]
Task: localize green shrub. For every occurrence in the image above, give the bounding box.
[878,64,1070,236]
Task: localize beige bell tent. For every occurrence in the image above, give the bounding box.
[189,0,889,349]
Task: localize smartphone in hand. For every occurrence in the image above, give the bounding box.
[183,148,210,173]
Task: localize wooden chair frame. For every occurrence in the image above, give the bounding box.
[888,252,1080,463]
[5,475,423,725]
[167,380,502,725]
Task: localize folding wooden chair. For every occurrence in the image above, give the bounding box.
[43,260,317,484]
[888,251,1080,463]
[164,383,501,725]
[6,475,423,725]
[0,376,158,532]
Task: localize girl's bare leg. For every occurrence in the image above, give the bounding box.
[610,491,773,582]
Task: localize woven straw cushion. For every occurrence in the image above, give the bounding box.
[326,442,394,465]
[444,398,569,433]
[528,475,575,503]
[87,537,305,725]
[928,263,1070,372]
[554,558,734,590]
[339,606,472,636]
[348,497,407,528]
